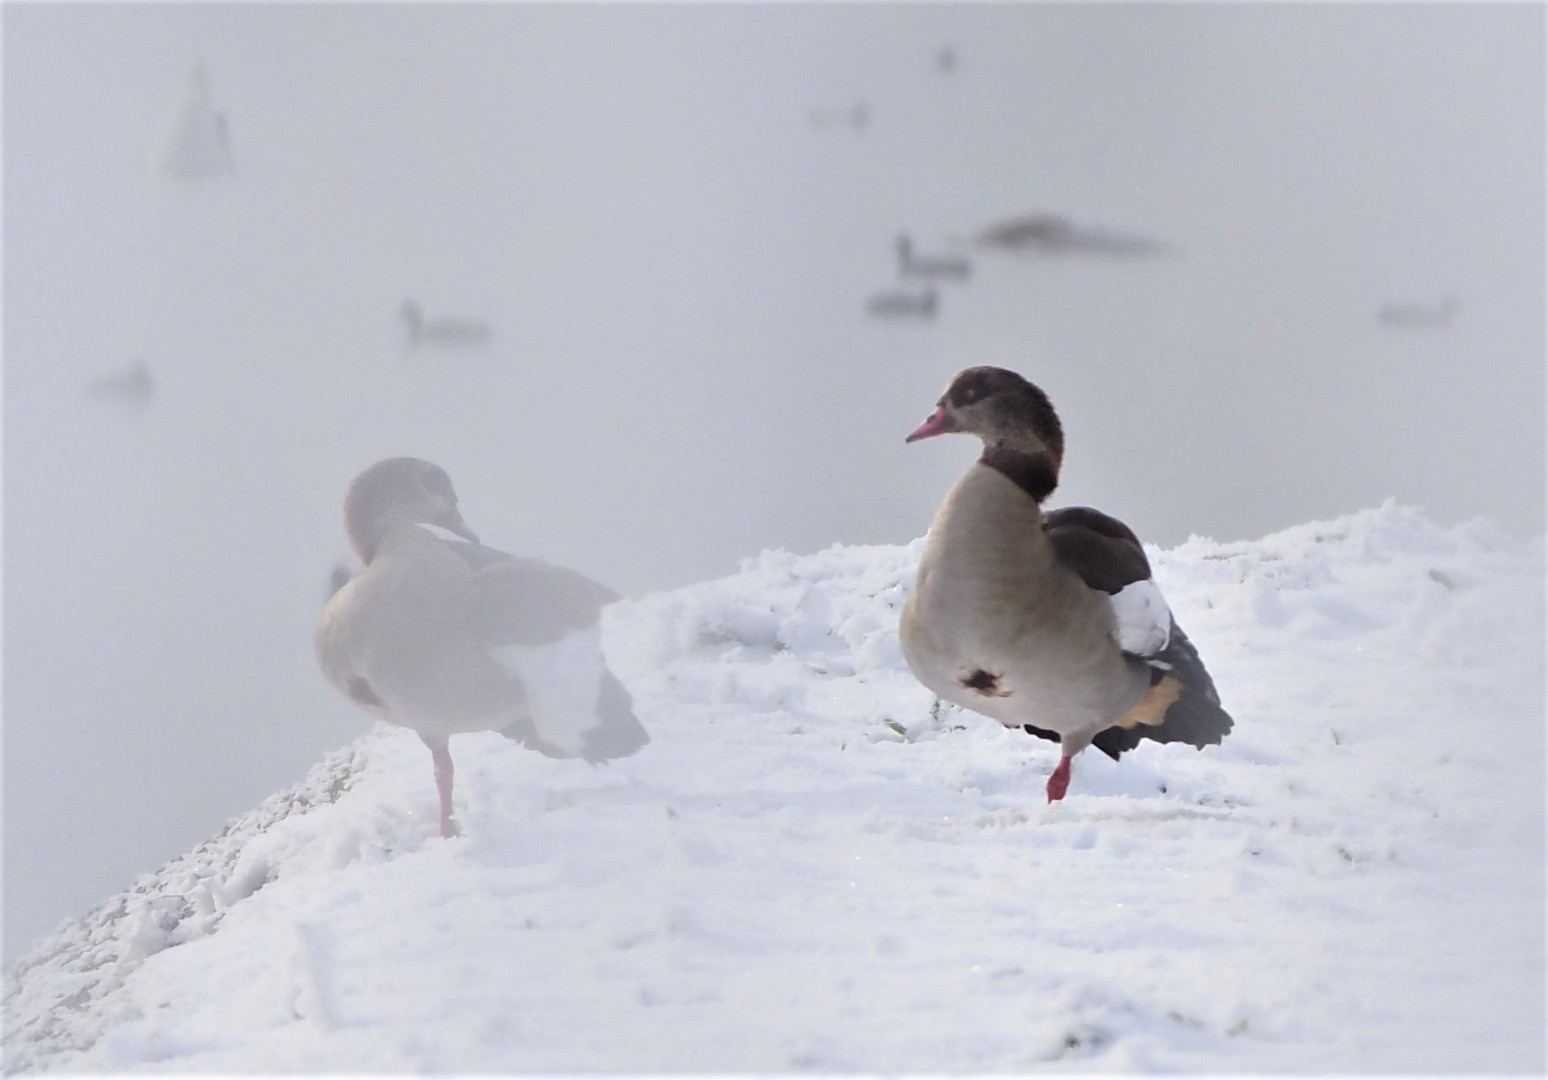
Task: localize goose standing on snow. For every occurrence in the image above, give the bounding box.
[315,458,648,837]
[400,299,493,350]
[899,367,1232,801]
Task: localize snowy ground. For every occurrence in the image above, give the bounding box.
[5,502,1544,1073]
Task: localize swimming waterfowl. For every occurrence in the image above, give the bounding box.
[896,234,971,281]
[400,300,493,350]
[865,285,939,319]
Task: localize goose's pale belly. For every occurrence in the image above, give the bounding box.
[901,467,1147,738]
[315,543,521,736]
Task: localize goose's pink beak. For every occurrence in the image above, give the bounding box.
[905,405,958,443]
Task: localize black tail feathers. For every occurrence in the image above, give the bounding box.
[1090,682,1233,760]
[498,670,649,763]
[1153,617,1221,705]
[581,670,650,762]
[1092,617,1233,761]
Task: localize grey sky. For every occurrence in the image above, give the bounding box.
[4,2,1543,960]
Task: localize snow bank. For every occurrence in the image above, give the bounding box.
[5,503,1543,1073]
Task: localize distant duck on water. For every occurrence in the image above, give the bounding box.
[865,285,939,320]
[84,359,154,408]
[975,213,1167,257]
[897,233,972,281]
[808,100,870,132]
[1377,295,1458,329]
[400,299,493,350]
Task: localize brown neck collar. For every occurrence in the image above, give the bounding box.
[980,446,1059,503]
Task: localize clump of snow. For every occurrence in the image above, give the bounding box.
[5,503,1543,1073]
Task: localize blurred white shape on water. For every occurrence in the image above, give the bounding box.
[148,63,234,184]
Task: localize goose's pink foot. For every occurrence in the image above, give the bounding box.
[1046,754,1072,802]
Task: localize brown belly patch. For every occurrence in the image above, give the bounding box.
[959,668,1012,697]
[1115,674,1183,728]
[348,676,387,708]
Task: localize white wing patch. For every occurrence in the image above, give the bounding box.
[1109,578,1172,656]
[491,623,604,757]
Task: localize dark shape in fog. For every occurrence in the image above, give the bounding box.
[808,99,870,132]
[83,359,154,408]
[866,285,938,320]
[400,299,493,350]
[315,458,649,839]
[935,45,957,74]
[1377,295,1459,329]
[327,562,354,598]
[897,233,971,281]
[148,63,234,183]
[975,212,1167,256]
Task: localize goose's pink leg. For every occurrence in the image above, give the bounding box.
[420,734,462,838]
[1046,754,1073,802]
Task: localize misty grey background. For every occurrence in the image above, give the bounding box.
[4,3,1543,961]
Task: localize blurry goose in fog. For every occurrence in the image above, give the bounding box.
[400,299,493,350]
[935,45,958,74]
[975,213,1167,256]
[1377,295,1458,329]
[897,234,972,281]
[866,285,938,320]
[84,359,154,408]
[148,63,234,183]
[315,458,648,838]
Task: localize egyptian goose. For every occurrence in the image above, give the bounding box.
[896,234,972,281]
[899,367,1232,801]
[400,300,493,350]
[315,458,648,837]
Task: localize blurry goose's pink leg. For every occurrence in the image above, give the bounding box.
[421,733,461,838]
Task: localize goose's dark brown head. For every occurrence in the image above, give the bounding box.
[342,457,479,564]
[907,367,1063,458]
[906,367,1065,501]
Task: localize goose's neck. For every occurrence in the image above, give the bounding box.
[979,445,1059,503]
[345,510,386,565]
